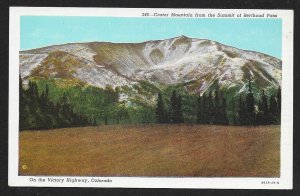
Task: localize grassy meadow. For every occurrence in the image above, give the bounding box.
[19,124,280,177]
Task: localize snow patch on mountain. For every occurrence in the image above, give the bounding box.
[19,53,48,78]
[19,36,282,94]
[74,66,132,88]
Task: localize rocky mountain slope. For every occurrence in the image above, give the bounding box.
[19,35,282,96]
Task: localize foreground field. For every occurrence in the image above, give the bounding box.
[19,124,280,177]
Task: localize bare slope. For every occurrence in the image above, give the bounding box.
[20,36,281,94]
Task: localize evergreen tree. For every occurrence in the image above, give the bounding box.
[207,91,214,124]
[155,92,166,123]
[200,94,208,124]
[238,95,246,125]
[39,84,50,114]
[165,110,170,123]
[276,87,281,122]
[196,96,202,124]
[255,100,263,125]
[245,80,255,125]
[269,95,277,115]
[177,95,184,123]
[231,98,237,125]
[19,75,24,102]
[170,90,177,123]
[169,90,183,124]
[27,81,38,110]
[27,81,42,128]
[181,93,198,123]
[220,97,229,125]
[19,75,29,130]
[214,90,221,124]
[269,95,278,124]
[60,93,72,127]
[261,90,269,124]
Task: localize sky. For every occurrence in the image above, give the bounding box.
[20,16,282,58]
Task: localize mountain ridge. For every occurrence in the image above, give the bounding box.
[20,35,281,62]
[19,35,282,97]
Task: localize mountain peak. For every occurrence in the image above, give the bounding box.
[175,35,190,39]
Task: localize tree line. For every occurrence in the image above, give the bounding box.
[155,81,281,125]
[237,81,281,125]
[19,77,96,130]
[20,76,281,130]
[155,89,229,125]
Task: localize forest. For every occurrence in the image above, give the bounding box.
[155,80,281,126]
[19,77,281,130]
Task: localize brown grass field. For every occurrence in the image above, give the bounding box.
[19,124,280,177]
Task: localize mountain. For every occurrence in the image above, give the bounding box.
[19,35,281,97]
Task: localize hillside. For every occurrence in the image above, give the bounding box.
[20,35,281,97]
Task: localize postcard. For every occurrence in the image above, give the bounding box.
[9,7,293,189]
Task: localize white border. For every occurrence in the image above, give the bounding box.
[9,7,294,189]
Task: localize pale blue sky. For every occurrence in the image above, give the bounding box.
[20,16,282,58]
